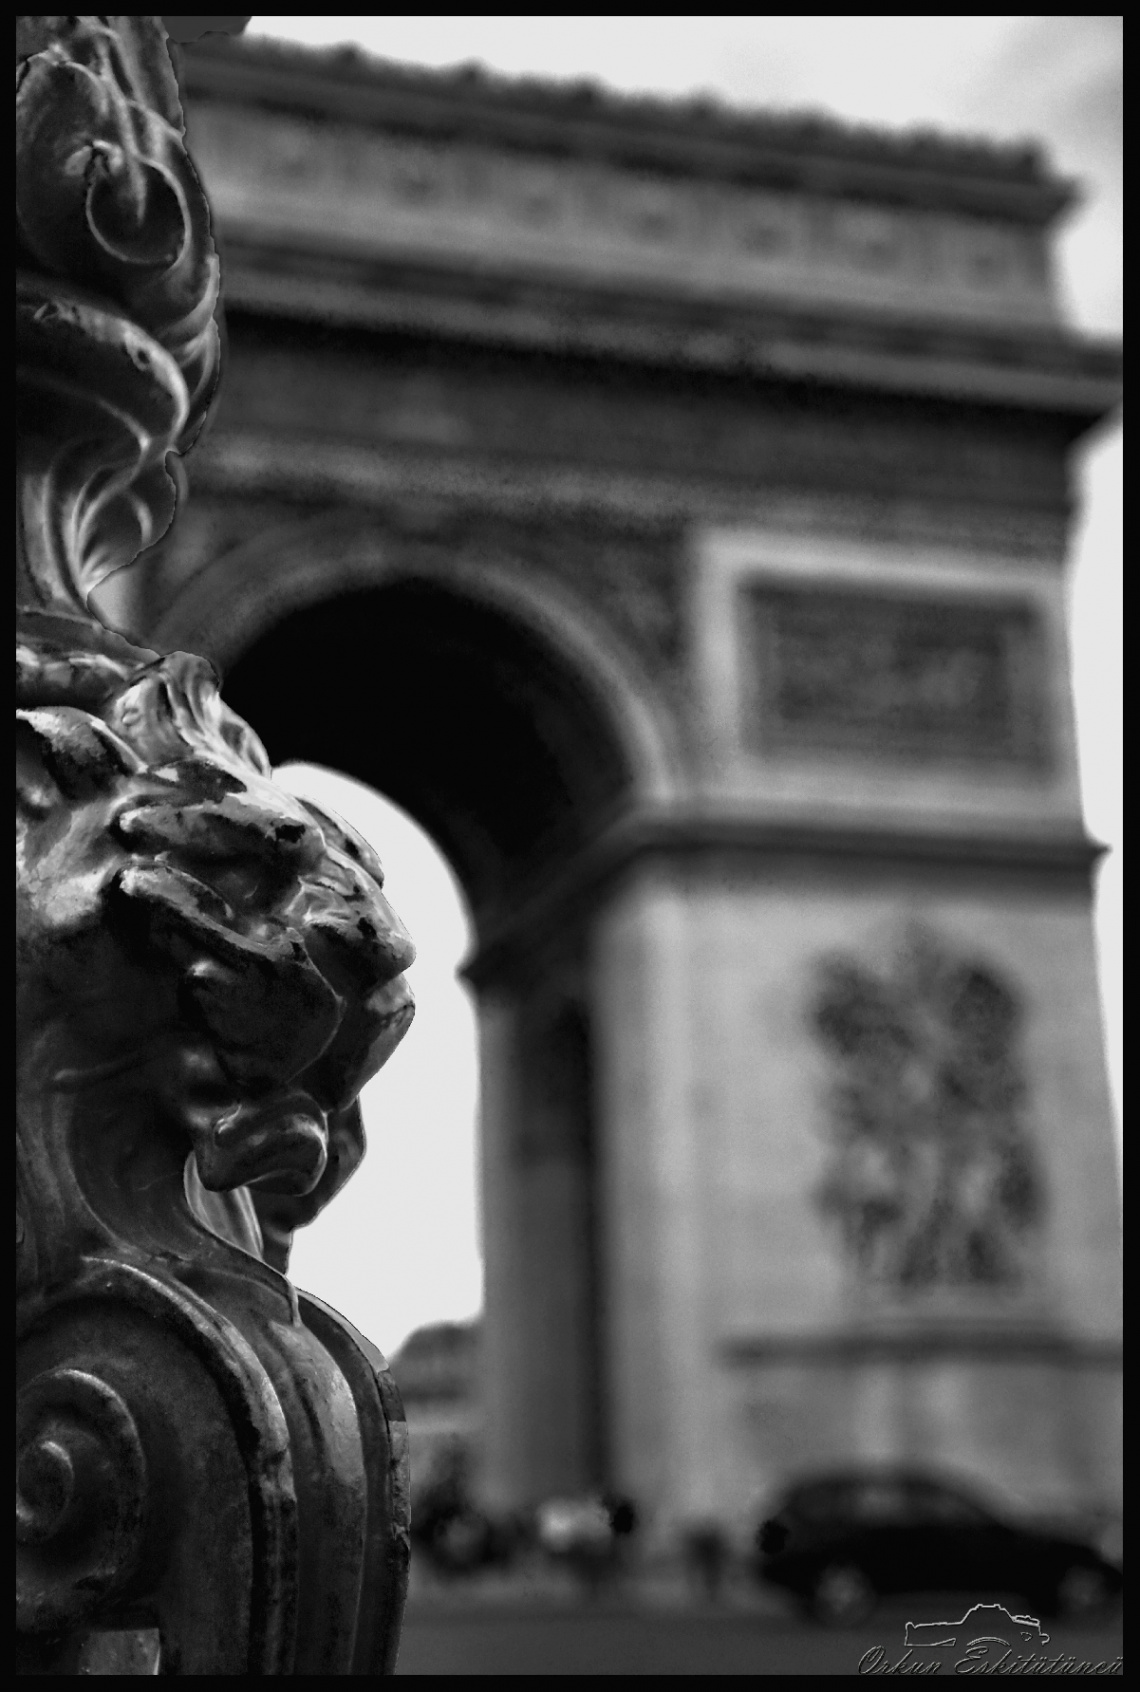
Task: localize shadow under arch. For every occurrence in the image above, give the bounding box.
[218,572,660,939]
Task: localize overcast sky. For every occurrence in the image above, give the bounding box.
[243,17,1122,1354]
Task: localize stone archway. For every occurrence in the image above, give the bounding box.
[77,29,1122,1541]
[221,576,643,925]
[183,562,679,1507]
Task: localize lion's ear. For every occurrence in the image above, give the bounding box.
[17,707,142,812]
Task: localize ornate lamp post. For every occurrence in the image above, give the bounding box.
[17,17,414,1673]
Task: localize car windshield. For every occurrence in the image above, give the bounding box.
[784,1477,997,1528]
[786,1480,910,1523]
[785,1483,850,1522]
[904,1483,991,1526]
[849,1482,911,1521]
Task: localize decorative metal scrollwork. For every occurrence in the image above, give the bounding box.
[17,17,414,1674]
[17,1367,149,1633]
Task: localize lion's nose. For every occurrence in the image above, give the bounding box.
[298,890,416,997]
[367,890,417,978]
[305,973,417,1113]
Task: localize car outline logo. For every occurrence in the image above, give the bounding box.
[904,1602,1050,1649]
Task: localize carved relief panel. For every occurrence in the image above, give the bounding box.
[807,924,1044,1296]
[743,583,1050,769]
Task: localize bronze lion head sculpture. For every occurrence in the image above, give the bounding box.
[17,619,415,1279]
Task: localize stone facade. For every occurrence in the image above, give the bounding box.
[99,34,1122,1539]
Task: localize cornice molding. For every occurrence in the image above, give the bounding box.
[178,35,1074,226]
[206,239,1121,425]
[464,809,1103,983]
[170,38,1119,371]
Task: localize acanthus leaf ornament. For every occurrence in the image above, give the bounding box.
[17,17,414,1674]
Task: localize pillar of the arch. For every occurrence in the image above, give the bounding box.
[472,990,517,1509]
[588,864,727,1535]
[475,979,604,1510]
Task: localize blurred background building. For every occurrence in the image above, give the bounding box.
[391,1319,481,1490]
[100,32,1121,1544]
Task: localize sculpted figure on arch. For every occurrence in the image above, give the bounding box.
[17,17,415,1674]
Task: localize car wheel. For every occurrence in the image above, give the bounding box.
[1053,1564,1115,1619]
[809,1562,878,1627]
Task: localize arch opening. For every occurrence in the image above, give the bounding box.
[221,578,639,932]
[223,579,631,1503]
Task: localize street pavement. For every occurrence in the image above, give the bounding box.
[395,1583,1123,1676]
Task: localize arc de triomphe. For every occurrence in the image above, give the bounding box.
[99,35,1122,1530]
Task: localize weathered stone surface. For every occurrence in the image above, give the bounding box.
[87,30,1121,1551]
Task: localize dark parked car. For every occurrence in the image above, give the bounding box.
[753,1469,1122,1626]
